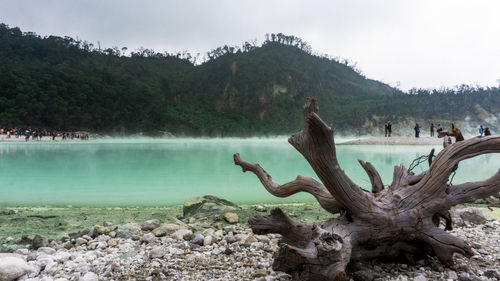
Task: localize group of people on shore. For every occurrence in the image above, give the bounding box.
[478,125,491,137]
[0,128,90,141]
[384,122,493,138]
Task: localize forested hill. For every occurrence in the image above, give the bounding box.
[1,23,499,136]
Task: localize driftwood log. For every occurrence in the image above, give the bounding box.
[233,98,500,281]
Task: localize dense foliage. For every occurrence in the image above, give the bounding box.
[0,24,498,136]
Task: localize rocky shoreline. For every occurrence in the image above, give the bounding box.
[1,202,499,281]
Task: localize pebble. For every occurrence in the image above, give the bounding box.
[414,274,427,281]
[80,272,98,281]
[190,234,204,246]
[203,235,213,246]
[141,219,160,231]
[149,246,166,259]
[151,223,181,237]
[115,229,133,239]
[255,205,267,212]
[224,212,239,224]
[106,238,119,247]
[140,233,156,244]
[75,238,87,247]
[171,229,192,241]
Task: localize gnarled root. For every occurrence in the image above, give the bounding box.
[249,208,351,281]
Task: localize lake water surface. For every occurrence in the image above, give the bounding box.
[0,138,498,206]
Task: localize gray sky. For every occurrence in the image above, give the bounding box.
[1,0,499,91]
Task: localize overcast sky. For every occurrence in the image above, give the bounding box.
[1,0,499,91]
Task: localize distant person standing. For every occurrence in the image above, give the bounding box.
[479,125,484,136]
[430,123,435,137]
[25,129,30,141]
[387,121,392,137]
[414,123,420,138]
[436,124,443,134]
[451,123,455,130]
[384,123,388,137]
[484,127,491,136]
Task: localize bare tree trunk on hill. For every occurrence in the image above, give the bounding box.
[234,98,500,281]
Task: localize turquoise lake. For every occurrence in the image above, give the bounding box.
[0,138,498,206]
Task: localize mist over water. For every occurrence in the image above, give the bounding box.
[0,137,497,206]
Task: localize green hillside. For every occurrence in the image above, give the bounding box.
[0,24,498,136]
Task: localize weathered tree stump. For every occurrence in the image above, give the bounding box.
[234,98,500,281]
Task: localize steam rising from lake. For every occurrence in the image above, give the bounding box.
[0,137,497,206]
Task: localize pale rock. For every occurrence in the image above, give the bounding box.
[452,207,486,226]
[96,235,110,242]
[171,229,192,241]
[234,234,247,242]
[214,230,224,239]
[80,272,98,281]
[119,223,142,234]
[75,238,87,247]
[94,225,109,235]
[414,274,428,281]
[141,233,156,244]
[241,235,258,247]
[253,268,268,277]
[141,219,161,231]
[0,257,34,281]
[250,242,264,249]
[81,235,92,241]
[44,260,59,275]
[37,247,56,255]
[36,255,54,268]
[107,238,119,247]
[225,234,238,244]
[446,270,458,280]
[152,224,181,237]
[224,212,239,224]
[396,275,409,281]
[149,246,166,259]
[255,235,270,244]
[53,252,71,263]
[255,205,267,212]
[15,248,29,255]
[203,235,213,246]
[202,228,215,237]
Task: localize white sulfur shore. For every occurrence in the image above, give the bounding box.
[340,136,446,145]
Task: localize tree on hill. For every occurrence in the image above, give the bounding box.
[0,23,498,135]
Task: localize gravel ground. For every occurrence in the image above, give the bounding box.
[1,213,499,281]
